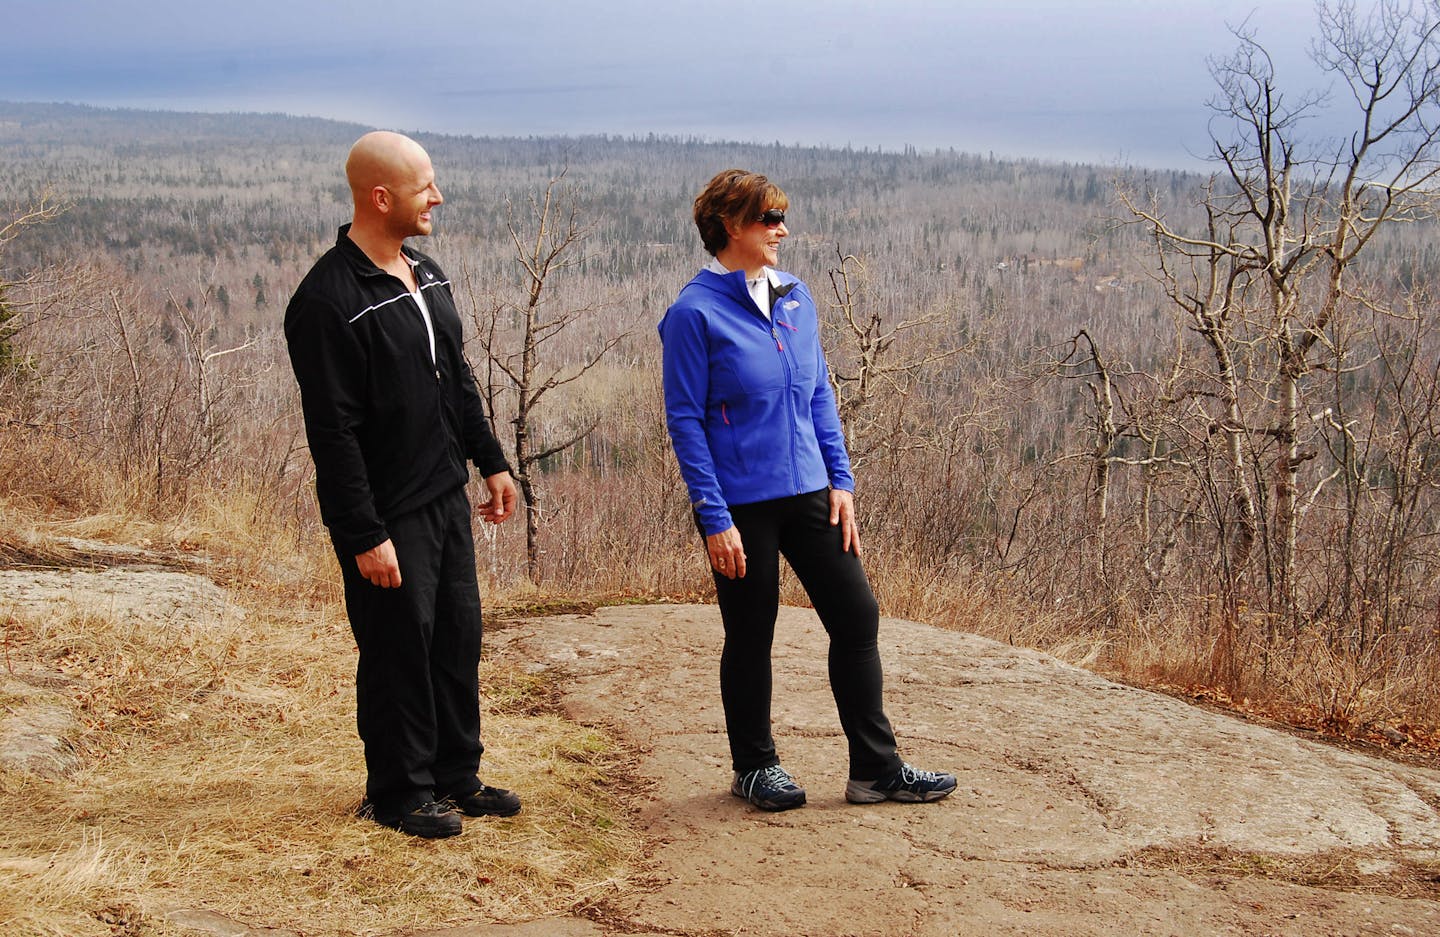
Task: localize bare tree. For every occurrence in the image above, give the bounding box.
[470,173,630,581]
[1118,0,1440,638]
[164,286,260,481]
[0,191,68,380]
[824,246,968,468]
[1053,329,1132,594]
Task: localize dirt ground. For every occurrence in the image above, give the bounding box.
[6,559,1440,936]
[464,603,1440,937]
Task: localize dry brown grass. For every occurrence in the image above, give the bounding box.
[0,490,644,937]
[4,398,1438,934]
[1130,844,1440,900]
[850,541,1440,766]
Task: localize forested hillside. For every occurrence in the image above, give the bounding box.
[3,73,1438,744]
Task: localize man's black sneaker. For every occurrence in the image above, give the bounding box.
[370,800,463,838]
[443,784,522,818]
[845,763,957,804]
[731,764,807,811]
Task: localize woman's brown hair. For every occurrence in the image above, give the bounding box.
[692,169,789,256]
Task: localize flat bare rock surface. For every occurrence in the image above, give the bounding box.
[0,567,241,780]
[10,569,1436,936]
[0,568,237,627]
[467,603,1440,937]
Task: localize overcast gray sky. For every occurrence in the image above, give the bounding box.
[4,0,1350,170]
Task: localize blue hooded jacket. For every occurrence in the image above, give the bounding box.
[659,266,854,535]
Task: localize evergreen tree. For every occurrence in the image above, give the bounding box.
[0,281,19,375]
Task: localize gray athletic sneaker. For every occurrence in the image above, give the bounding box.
[732,764,807,811]
[846,763,957,803]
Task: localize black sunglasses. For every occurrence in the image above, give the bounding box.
[757,209,786,227]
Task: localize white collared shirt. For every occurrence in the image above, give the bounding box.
[706,258,779,319]
[407,256,437,364]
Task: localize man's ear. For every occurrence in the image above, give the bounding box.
[371,185,390,214]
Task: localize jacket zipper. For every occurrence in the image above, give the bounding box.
[769,316,802,495]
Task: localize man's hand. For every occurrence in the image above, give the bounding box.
[706,525,747,580]
[476,471,518,524]
[356,539,402,588]
[829,489,862,557]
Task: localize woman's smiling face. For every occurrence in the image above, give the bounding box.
[723,207,788,275]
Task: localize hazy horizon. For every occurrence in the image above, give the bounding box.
[4,0,1365,172]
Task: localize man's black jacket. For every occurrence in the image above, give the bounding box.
[285,225,511,556]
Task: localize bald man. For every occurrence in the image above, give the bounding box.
[285,131,520,838]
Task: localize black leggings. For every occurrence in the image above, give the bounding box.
[709,489,902,779]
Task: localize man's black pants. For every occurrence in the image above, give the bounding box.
[339,486,485,814]
[710,489,903,781]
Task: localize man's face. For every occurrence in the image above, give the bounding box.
[384,155,443,238]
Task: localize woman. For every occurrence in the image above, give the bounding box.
[659,169,955,811]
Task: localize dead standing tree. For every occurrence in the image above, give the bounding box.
[164,285,259,483]
[0,191,68,384]
[1119,0,1440,639]
[1050,326,1197,614]
[1054,330,1135,596]
[824,246,968,468]
[471,174,627,582]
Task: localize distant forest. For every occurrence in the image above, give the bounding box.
[5,71,1440,736]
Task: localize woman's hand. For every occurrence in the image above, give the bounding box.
[830,489,862,557]
[706,525,747,579]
